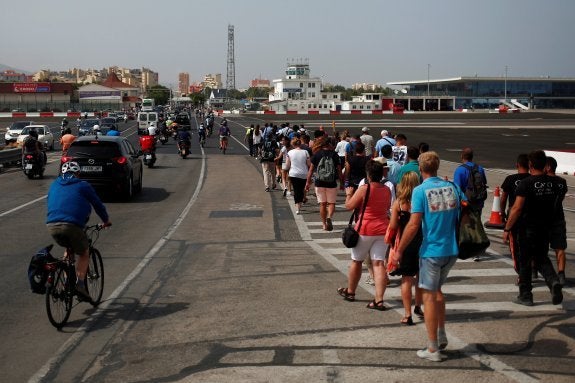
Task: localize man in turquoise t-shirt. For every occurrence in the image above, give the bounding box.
[391,151,463,363]
[396,146,421,183]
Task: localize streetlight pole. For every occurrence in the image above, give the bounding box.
[427,64,431,96]
[504,65,508,102]
[427,63,431,111]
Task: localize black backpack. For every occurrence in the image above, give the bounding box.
[260,139,276,162]
[316,153,337,183]
[462,164,487,206]
[27,245,55,294]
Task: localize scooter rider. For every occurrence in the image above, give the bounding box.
[177,128,192,154]
[22,129,46,167]
[139,123,157,157]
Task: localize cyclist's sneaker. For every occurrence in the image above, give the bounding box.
[76,282,92,302]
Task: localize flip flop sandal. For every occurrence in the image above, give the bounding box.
[401,316,414,326]
[366,300,387,311]
[337,287,355,301]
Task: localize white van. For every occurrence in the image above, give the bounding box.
[137,111,158,135]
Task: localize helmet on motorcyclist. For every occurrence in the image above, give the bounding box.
[28,130,39,139]
[92,124,100,131]
[61,161,81,175]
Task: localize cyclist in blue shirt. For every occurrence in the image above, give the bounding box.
[46,162,111,300]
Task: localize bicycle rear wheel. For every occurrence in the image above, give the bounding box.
[86,248,104,306]
[46,266,72,329]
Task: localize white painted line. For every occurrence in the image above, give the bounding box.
[29,145,208,383]
[307,221,349,226]
[447,301,562,312]
[0,195,46,218]
[449,268,518,277]
[289,209,542,383]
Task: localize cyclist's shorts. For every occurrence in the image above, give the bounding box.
[219,136,228,141]
[47,223,89,255]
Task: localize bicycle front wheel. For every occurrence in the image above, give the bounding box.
[87,248,104,306]
[46,266,72,329]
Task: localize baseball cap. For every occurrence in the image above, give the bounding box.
[362,127,369,132]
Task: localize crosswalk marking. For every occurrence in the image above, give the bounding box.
[300,214,572,314]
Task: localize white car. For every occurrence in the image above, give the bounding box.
[4,121,34,144]
[17,125,55,151]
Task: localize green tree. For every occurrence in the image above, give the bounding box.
[245,87,271,99]
[190,93,206,107]
[147,85,170,105]
[226,88,246,100]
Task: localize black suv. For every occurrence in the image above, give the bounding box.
[62,136,143,200]
[174,113,191,130]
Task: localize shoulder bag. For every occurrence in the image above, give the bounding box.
[341,184,370,248]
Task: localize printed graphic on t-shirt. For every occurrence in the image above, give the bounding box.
[425,186,458,212]
[392,146,408,165]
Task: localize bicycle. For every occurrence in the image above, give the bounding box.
[45,224,108,329]
[219,136,229,154]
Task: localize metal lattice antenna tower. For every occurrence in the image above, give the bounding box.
[226,24,235,91]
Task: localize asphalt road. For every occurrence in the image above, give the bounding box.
[0,113,574,382]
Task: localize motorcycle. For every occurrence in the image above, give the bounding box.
[22,152,45,179]
[178,140,191,159]
[158,130,169,145]
[142,149,156,168]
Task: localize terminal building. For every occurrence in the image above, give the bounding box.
[387,76,575,111]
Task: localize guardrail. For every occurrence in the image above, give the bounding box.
[0,148,21,170]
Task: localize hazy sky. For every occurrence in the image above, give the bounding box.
[2,0,574,89]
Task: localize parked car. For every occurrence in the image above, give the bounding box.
[4,121,34,144]
[62,136,143,200]
[78,118,100,136]
[17,125,55,150]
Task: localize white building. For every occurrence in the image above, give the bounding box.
[268,62,342,112]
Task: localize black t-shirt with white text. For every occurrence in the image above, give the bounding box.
[515,174,566,229]
[501,172,530,212]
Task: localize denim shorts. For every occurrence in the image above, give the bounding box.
[418,256,457,291]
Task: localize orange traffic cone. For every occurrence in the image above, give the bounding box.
[484,186,505,229]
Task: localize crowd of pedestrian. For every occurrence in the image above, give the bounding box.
[243,120,568,362]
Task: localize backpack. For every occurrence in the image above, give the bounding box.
[316,153,336,183]
[28,245,56,294]
[462,164,487,205]
[261,139,276,161]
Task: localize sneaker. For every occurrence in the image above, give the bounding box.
[558,272,566,286]
[438,334,448,350]
[76,283,92,302]
[552,282,563,305]
[473,255,480,262]
[286,191,292,196]
[296,210,300,215]
[416,348,443,362]
[326,217,333,231]
[513,296,534,306]
[364,276,375,286]
[265,187,270,192]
